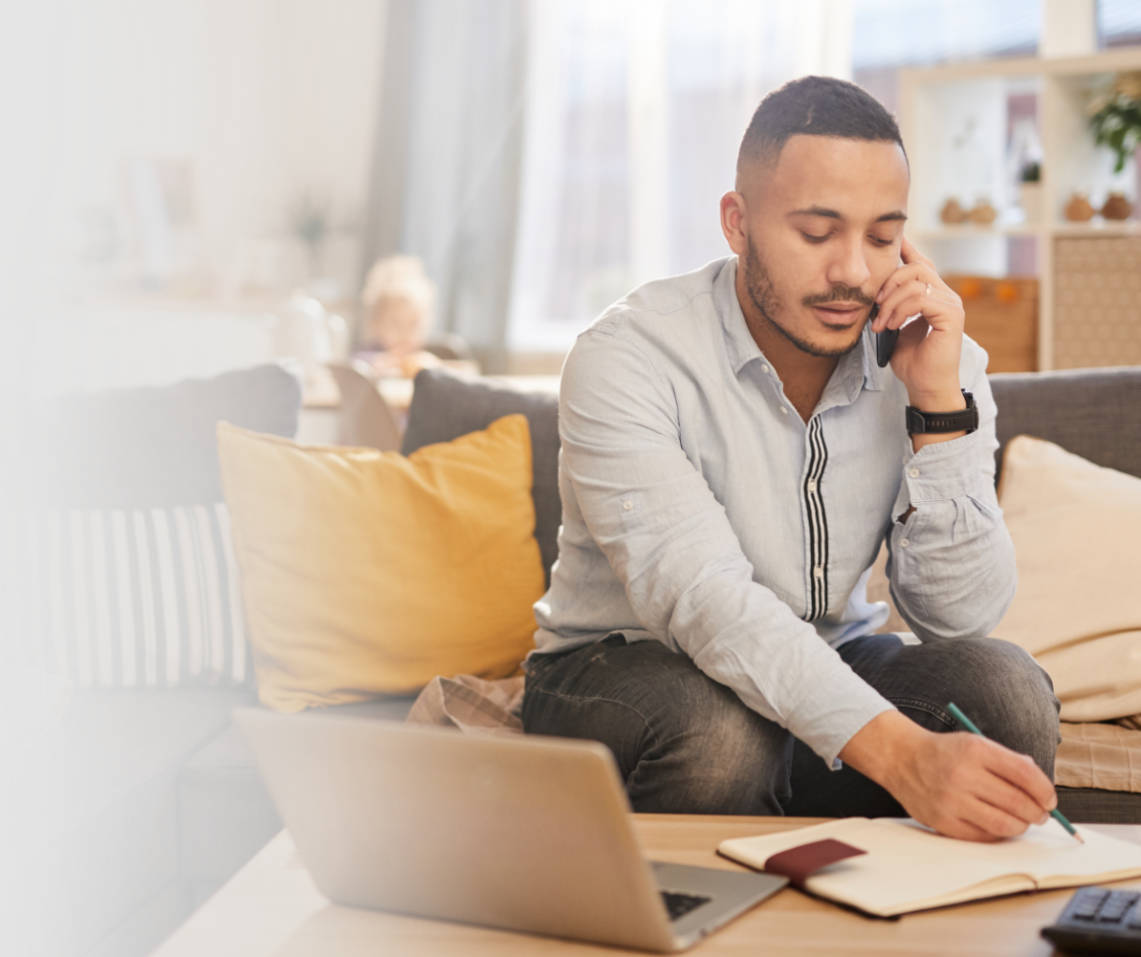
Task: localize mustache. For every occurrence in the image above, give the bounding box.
[802,286,876,308]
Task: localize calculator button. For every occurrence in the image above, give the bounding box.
[1072,889,1109,920]
[1095,891,1138,924]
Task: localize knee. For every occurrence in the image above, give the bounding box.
[941,638,1060,775]
[633,667,791,814]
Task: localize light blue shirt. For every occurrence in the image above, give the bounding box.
[533,257,1017,765]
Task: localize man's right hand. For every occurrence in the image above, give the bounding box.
[839,710,1057,842]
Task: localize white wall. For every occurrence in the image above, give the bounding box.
[2,0,386,391]
[58,0,385,288]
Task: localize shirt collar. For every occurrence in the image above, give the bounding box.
[715,255,887,398]
[715,257,765,375]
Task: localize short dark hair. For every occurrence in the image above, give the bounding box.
[737,76,905,179]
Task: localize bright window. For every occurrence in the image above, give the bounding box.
[508,1,848,351]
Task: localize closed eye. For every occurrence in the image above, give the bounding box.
[801,232,831,244]
[868,236,895,247]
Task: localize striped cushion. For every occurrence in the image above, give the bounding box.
[15,504,250,687]
[6,364,301,689]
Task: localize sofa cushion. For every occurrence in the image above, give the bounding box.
[7,364,302,689]
[990,366,1141,482]
[994,434,1141,722]
[10,502,253,687]
[1057,721,1141,794]
[218,414,545,711]
[19,364,302,509]
[403,369,561,581]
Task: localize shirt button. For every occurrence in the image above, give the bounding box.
[908,468,920,478]
[900,538,911,548]
[807,479,817,493]
[813,566,824,578]
[780,406,789,415]
[761,364,771,375]
[622,500,633,511]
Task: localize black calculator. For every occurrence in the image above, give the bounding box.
[1040,886,1141,954]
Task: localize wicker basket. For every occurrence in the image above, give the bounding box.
[1053,235,1141,370]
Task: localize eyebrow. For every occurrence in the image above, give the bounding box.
[788,205,908,224]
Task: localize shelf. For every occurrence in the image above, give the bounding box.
[899,44,1141,371]
[1049,221,1141,236]
[898,45,1141,84]
[914,221,1141,241]
[913,225,1040,241]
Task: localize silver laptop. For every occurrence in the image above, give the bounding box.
[236,709,786,952]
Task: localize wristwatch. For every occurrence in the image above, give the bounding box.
[905,390,978,435]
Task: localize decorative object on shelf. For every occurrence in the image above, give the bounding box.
[1008,116,1044,226]
[1088,71,1141,174]
[1101,191,1133,221]
[995,280,1020,304]
[1064,192,1096,223]
[968,198,997,226]
[1019,161,1043,225]
[956,276,983,301]
[273,293,336,389]
[291,193,331,280]
[939,197,968,224]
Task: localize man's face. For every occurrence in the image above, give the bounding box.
[736,135,909,359]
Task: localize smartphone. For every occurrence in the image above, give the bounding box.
[872,304,898,367]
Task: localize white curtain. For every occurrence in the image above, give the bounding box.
[508,0,852,352]
[360,0,528,373]
[361,0,854,363]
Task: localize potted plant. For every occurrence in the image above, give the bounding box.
[1088,72,1141,174]
[1019,160,1042,224]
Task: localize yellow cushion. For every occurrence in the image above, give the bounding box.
[995,435,1141,722]
[216,415,544,711]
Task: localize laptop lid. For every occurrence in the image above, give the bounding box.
[236,710,782,952]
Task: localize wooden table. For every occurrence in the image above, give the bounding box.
[153,816,1141,956]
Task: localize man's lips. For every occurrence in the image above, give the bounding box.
[810,302,870,327]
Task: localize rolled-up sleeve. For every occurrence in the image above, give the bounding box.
[886,364,1017,641]
[559,325,894,765]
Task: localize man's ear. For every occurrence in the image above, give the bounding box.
[720,191,748,256]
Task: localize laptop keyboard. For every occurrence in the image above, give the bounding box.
[661,890,711,921]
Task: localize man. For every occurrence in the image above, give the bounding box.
[522,76,1060,843]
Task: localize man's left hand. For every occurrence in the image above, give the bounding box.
[872,236,965,411]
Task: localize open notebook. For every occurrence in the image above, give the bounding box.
[718,818,1141,918]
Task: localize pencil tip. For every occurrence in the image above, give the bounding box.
[1075,832,1085,844]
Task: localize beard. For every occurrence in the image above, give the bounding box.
[742,236,872,359]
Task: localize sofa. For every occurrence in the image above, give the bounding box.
[7,365,306,957]
[18,361,1141,957]
[396,364,1141,826]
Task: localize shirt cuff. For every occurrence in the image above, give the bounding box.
[784,677,897,769]
[892,427,996,517]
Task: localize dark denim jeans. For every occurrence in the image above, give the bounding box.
[521,633,1060,816]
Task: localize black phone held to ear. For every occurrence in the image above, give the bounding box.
[873,305,898,368]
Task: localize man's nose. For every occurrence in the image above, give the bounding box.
[826,237,872,290]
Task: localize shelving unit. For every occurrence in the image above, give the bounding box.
[898,45,1141,370]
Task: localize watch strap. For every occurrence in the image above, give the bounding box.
[906,390,978,435]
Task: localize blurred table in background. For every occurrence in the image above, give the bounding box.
[299,368,559,446]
